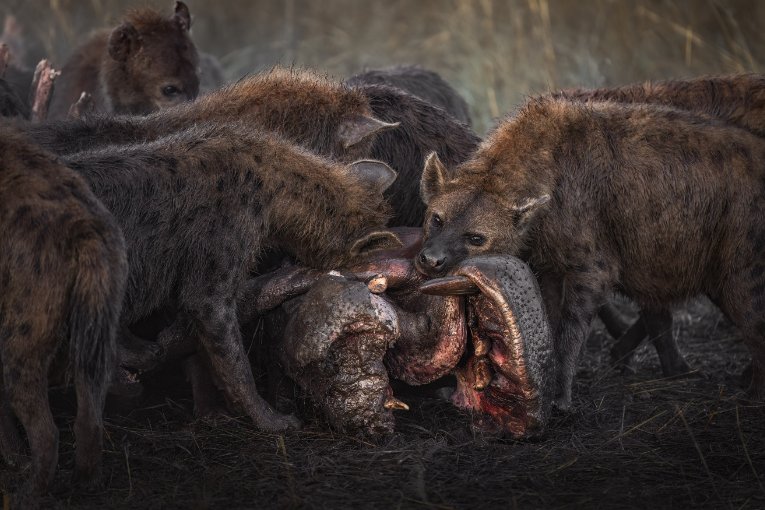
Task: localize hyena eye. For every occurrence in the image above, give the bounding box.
[162,85,181,97]
[431,214,443,228]
[466,234,486,247]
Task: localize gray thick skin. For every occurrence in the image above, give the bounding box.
[442,256,555,438]
[276,276,400,436]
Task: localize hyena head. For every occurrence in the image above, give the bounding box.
[103,1,199,114]
[416,152,550,277]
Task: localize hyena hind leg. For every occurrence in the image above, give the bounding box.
[2,343,59,494]
[718,268,765,401]
[0,365,24,466]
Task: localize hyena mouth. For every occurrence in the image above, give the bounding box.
[420,255,555,438]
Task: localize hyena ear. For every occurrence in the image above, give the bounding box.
[173,1,192,31]
[108,23,141,63]
[420,152,447,205]
[349,231,404,258]
[512,194,551,227]
[338,115,399,149]
[347,160,397,193]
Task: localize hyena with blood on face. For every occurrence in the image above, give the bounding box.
[417,96,765,409]
[0,126,127,493]
[62,123,399,431]
[30,67,396,160]
[47,1,199,120]
[554,73,765,376]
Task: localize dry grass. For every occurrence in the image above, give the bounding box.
[0,299,763,509]
[1,0,763,133]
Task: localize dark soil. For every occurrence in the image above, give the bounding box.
[2,298,764,509]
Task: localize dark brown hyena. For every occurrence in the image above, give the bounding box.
[556,73,765,375]
[0,126,127,493]
[347,65,473,127]
[417,97,765,409]
[47,1,199,120]
[31,67,394,159]
[352,83,480,226]
[62,123,399,431]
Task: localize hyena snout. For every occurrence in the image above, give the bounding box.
[416,247,448,276]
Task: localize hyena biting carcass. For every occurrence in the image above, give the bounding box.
[417,96,765,409]
[62,123,399,431]
[0,126,127,493]
[47,1,199,119]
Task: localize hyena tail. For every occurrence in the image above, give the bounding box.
[67,220,128,483]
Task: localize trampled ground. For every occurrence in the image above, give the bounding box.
[3,298,764,509]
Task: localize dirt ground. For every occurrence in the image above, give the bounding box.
[1,297,763,509]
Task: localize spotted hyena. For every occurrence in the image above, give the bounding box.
[555,73,765,375]
[0,126,127,494]
[48,1,199,119]
[417,96,765,409]
[62,122,399,431]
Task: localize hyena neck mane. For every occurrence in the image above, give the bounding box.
[177,67,373,158]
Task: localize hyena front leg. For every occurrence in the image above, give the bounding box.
[552,271,609,411]
[182,258,300,432]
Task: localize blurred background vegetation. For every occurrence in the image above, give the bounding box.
[1,0,763,133]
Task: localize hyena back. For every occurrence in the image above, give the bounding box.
[32,67,394,159]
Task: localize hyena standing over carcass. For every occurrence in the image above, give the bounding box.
[47,1,199,119]
[62,122,399,431]
[0,126,127,494]
[417,96,765,409]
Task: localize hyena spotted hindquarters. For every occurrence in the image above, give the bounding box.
[0,127,127,493]
[47,1,199,120]
[417,97,765,409]
[62,123,399,431]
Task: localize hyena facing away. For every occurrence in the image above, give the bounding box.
[417,97,765,409]
[63,123,399,431]
[0,126,127,493]
[47,1,199,119]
